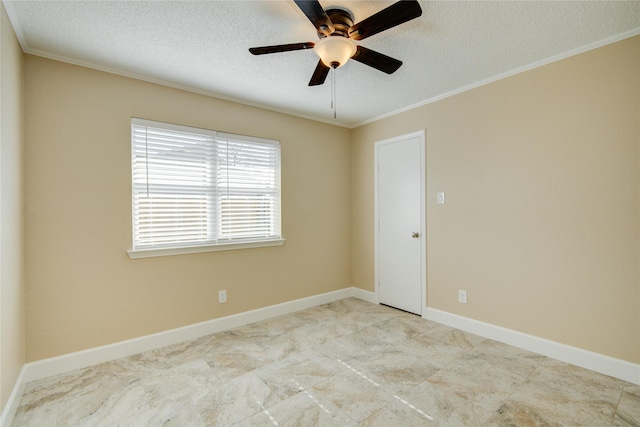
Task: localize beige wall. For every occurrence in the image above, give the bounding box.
[13,28,640,377]
[23,56,352,361]
[0,4,25,412]
[352,36,640,363]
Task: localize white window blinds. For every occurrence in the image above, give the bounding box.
[131,118,281,252]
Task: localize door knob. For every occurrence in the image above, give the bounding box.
[412,232,420,238]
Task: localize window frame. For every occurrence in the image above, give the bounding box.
[128,118,284,259]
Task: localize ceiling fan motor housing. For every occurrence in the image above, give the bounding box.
[320,8,354,38]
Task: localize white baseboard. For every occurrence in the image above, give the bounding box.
[0,365,27,427]
[352,287,377,304]
[424,307,640,385]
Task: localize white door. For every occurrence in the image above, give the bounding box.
[375,131,425,315]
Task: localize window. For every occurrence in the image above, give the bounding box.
[129,118,283,258]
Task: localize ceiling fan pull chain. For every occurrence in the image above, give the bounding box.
[332,66,337,119]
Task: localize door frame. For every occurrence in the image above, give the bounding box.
[374,130,426,315]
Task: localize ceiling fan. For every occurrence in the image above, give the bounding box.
[249,0,423,86]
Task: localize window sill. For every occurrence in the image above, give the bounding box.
[127,239,286,259]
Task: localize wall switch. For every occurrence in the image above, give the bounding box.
[218,290,227,304]
[458,290,467,304]
[437,192,445,205]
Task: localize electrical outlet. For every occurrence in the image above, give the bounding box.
[458,290,467,304]
[218,290,227,304]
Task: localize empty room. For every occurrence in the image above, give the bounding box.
[1,1,639,426]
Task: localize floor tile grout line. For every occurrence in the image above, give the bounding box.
[609,388,625,427]
[481,351,547,425]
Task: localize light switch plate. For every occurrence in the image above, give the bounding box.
[437,192,445,204]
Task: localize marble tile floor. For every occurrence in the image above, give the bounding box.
[12,298,640,427]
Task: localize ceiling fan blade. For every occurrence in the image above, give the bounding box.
[294,0,334,36]
[249,42,315,55]
[351,45,402,74]
[308,60,331,86]
[349,0,422,41]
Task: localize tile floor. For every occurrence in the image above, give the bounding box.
[11,298,640,426]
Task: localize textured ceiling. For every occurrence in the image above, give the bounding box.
[4,1,640,127]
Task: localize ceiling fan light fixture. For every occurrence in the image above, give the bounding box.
[314,36,356,68]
